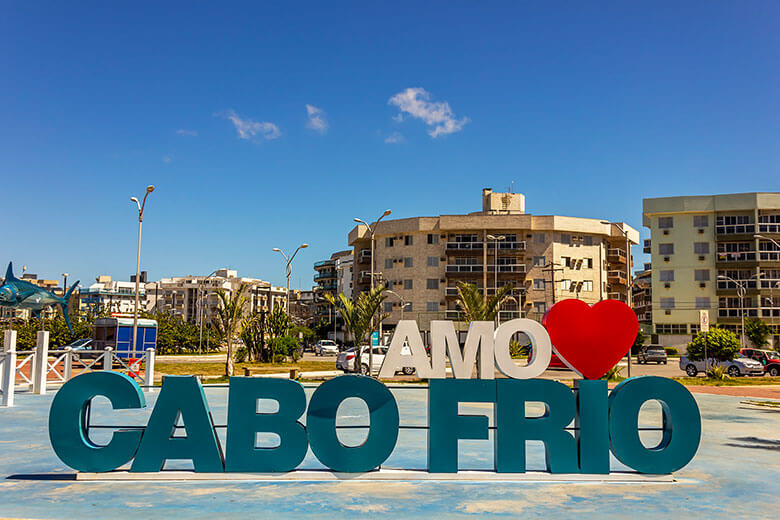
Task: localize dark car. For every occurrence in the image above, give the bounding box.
[637,345,668,364]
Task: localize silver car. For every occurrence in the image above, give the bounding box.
[680,354,765,377]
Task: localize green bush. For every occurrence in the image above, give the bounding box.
[268,335,300,363]
[664,346,679,356]
[687,327,740,362]
[706,365,730,381]
[745,318,772,348]
[509,339,529,359]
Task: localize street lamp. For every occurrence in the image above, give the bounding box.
[272,244,309,316]
[130,185,154,356]
[718,275,746,347]
[354,209,392,375]
[601,221,633,377]
[486,234,505,314]
[386,290,407,321]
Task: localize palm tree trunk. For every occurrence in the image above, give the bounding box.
[226,336,234,377]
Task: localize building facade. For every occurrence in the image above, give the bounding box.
[79,275,144,315]
[348,188,639,334]
[643,192,780,348]
[632,263,652,329]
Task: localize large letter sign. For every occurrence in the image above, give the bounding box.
[48,299,701,476]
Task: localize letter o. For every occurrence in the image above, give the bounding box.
[608,376,701,474]
[493,318,552,379]
[306,375,399,472]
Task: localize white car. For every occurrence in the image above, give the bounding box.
[314,340,340,356]
[336,345,416,375]
[679,354,764,377]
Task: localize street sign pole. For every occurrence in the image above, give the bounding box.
[700,310,710,374]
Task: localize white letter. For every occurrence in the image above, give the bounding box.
[493,319,551,379]
[430,321,494,379]
[378,320,432,378]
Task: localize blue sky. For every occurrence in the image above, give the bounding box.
[1,1,778,289]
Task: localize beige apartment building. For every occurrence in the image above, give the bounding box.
[348,188,639,334]
[145,269,287,325]
[643,192,780,348]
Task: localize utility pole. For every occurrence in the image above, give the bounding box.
[130,185,154,357]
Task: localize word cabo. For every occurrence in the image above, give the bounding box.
[48,318,702,475]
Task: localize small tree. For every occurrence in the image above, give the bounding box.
[632,329,647,355]
[326,285,387,372]
[455,282,514,322]
[745,318,771,348]
[212,285,249,376]
[687,327,740,362]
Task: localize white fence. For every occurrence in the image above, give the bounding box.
[1,329,155,407]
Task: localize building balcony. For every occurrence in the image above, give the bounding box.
[314,271,337,282]
[314,260,335,269]
[446,242,483,251]
[643,239,651,254]
[716,252,757,263]
[718,307,760,319]
[496,241,526,251]
[759,251,780,262]
[607,270,627,284]
[446,264,484,273]
[486,264,527,274]
[318,282,337,292]
[716,224,756,235]
[717,280,758,291]
[445,310,465,320]
[758,223,780,234]
[607,248,627,263]
[607,292,626,302]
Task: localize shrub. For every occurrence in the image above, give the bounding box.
[268,335,300,363]
[706,365,730,381]
[664,346,679,356]
[745,318,772,348]
[603,364,624,381]
[509,339,530,359]
[687,327,740,362]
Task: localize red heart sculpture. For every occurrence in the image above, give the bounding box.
[542,299,638,380]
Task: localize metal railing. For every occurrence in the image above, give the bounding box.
[716,252,757,262]
[716,224,755,235]
[445,264,483,273]
[446,242,483,250]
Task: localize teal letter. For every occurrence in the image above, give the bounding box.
[496,379,578,473]
[428,379,495,473]
[131,376,223,472]
[225,377,308,472]
[609,376,701,474]
[307,375,399,472]
[49,372,145,473]
[575,379,609,474]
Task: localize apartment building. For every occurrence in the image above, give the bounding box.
[79,275,144,315]
[348,188,638,333]
[632,263,652,328]
[643,192,780,348]
[145,269,287,324]
[313,250,352,331]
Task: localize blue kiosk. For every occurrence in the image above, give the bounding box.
[93,317,157,360]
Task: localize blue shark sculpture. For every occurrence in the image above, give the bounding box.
[0,262,79,332]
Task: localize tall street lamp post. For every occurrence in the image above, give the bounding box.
[130,185,155,356]
[272,244,309,317]
[354,209,392,376]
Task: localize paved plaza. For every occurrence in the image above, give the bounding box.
[0,384,778,519]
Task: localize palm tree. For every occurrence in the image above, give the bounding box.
[212,284,249,376]
[326,285,388,372]
[455,281,514,322]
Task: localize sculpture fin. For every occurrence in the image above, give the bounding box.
[5,262,15,282]
[60,281,80,333]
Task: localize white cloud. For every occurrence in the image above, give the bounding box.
[384,131,405,144]
[220,109,281,140]
[388,87,469,137]
[176,129,198,136]
[162,155,172,163]
[305,104,328,134]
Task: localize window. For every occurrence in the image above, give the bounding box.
[694,269,710,281]
[693,215,709,227]
[656,323,687,334]
[659,243,674,255]
[405,235,413,246]
[583,236,593,246]
[561,279,572,291]
[403,279,413,290]
[584,258,593,269]
[660,297,675,309]
[533,256,546,267]
[534,301,547,314]
[426,301,439,312]
[696,297,711,308]
[384,302,393,313]
[426,278,439,290]
[560,233,571,245]
[385,258,393,269]
[694,242,710,254]
[533,278,545,290]
[427,233,439,245]
[427,256,439,267]
[561,256,571,268]
[533,233,545,244]
[658,217,674,229]
[404,257,413,268]
[582,280,593,291]
[385,237,395,247]
[659,270,674,282]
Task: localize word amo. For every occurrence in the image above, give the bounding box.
[49,372,701,475]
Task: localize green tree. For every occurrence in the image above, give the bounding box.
[745,318,772,348]
[454,282,514,322]
[211,284,249,376]
[632,329,647,355]
[326,285,388,371]
[687,327,741,362]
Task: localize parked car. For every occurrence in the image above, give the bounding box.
[740,348,780,377]
[637,345,668,364]
[314,339,340,356]
[336,345,415,375]
[64,338,102,360]
[679,354,764,377]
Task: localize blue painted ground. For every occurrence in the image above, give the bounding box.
[0,385,778,519]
